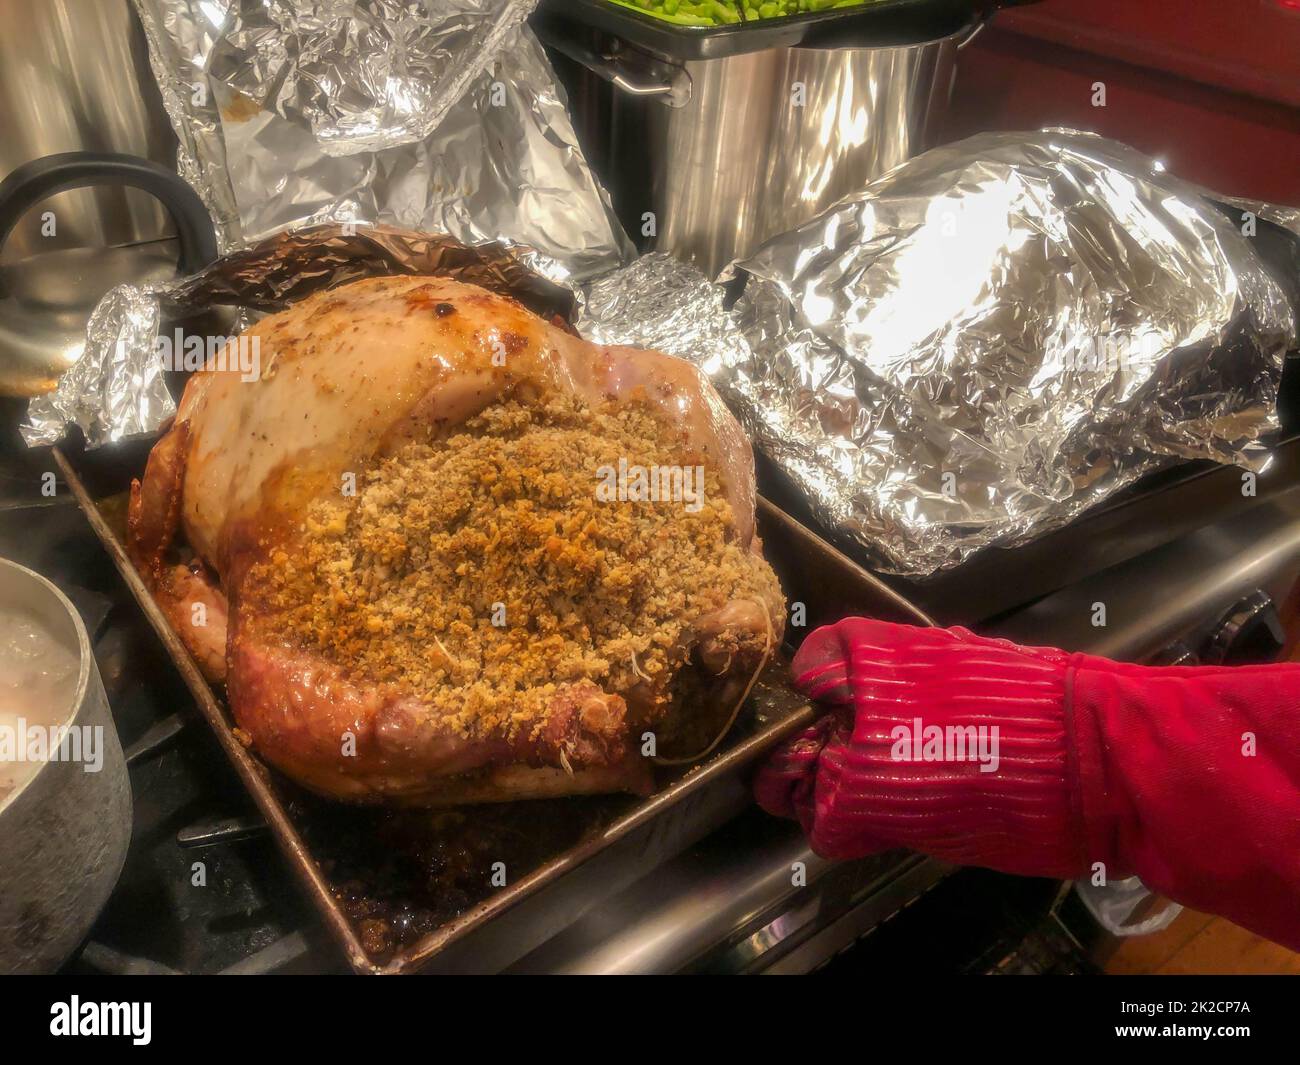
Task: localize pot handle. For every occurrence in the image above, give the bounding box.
[0,152,218,274]
[956,17,987,50]
[960,0,1046,49]
[534,25,692,107]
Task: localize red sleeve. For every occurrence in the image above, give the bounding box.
[1071,654,1300,949]
[755,618,1300,951]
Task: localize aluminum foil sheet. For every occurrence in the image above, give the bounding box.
[23,225,574,447]
[205,0,532,158]
[707,130,1297,576]
[577,252,752,382]
[132,0,631,278]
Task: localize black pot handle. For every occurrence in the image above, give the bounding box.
[0,152,218,274]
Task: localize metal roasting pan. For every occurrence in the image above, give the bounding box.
[54,443,933,974]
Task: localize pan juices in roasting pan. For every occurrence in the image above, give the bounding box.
[126,274,784,805]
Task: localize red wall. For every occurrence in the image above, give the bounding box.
[944,0,1300,204]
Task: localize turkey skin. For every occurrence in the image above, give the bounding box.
[128,275,784,804]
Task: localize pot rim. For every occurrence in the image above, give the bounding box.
[0,556,93,817]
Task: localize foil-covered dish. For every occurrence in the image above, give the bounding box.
[712,130,1297,576]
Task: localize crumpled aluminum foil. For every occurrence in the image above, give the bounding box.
[132,0,631,278]
[704,130,1295,576]
[22,225,575,447]
[577,252,752,382]
[205,0,532,157]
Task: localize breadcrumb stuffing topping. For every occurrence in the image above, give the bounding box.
[245,394,783,744]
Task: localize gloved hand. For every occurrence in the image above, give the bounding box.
[755,617,1300,951]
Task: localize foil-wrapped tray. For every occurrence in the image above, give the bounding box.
[713,131,1297,577]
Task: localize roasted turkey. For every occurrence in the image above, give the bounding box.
[128,275,784,804]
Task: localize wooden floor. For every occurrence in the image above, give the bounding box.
[1101,908,1300,975]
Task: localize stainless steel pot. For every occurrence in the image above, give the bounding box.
[0,0,177,262]
[542,13,984,275]
[0,558,131,974]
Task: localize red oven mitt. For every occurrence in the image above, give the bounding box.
[755,618,1300,951]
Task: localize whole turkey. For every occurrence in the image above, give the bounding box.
[128,275,784,804]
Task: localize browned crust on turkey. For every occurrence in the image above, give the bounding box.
[126,274,785,804]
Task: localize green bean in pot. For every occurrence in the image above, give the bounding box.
[605,0,878,26]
